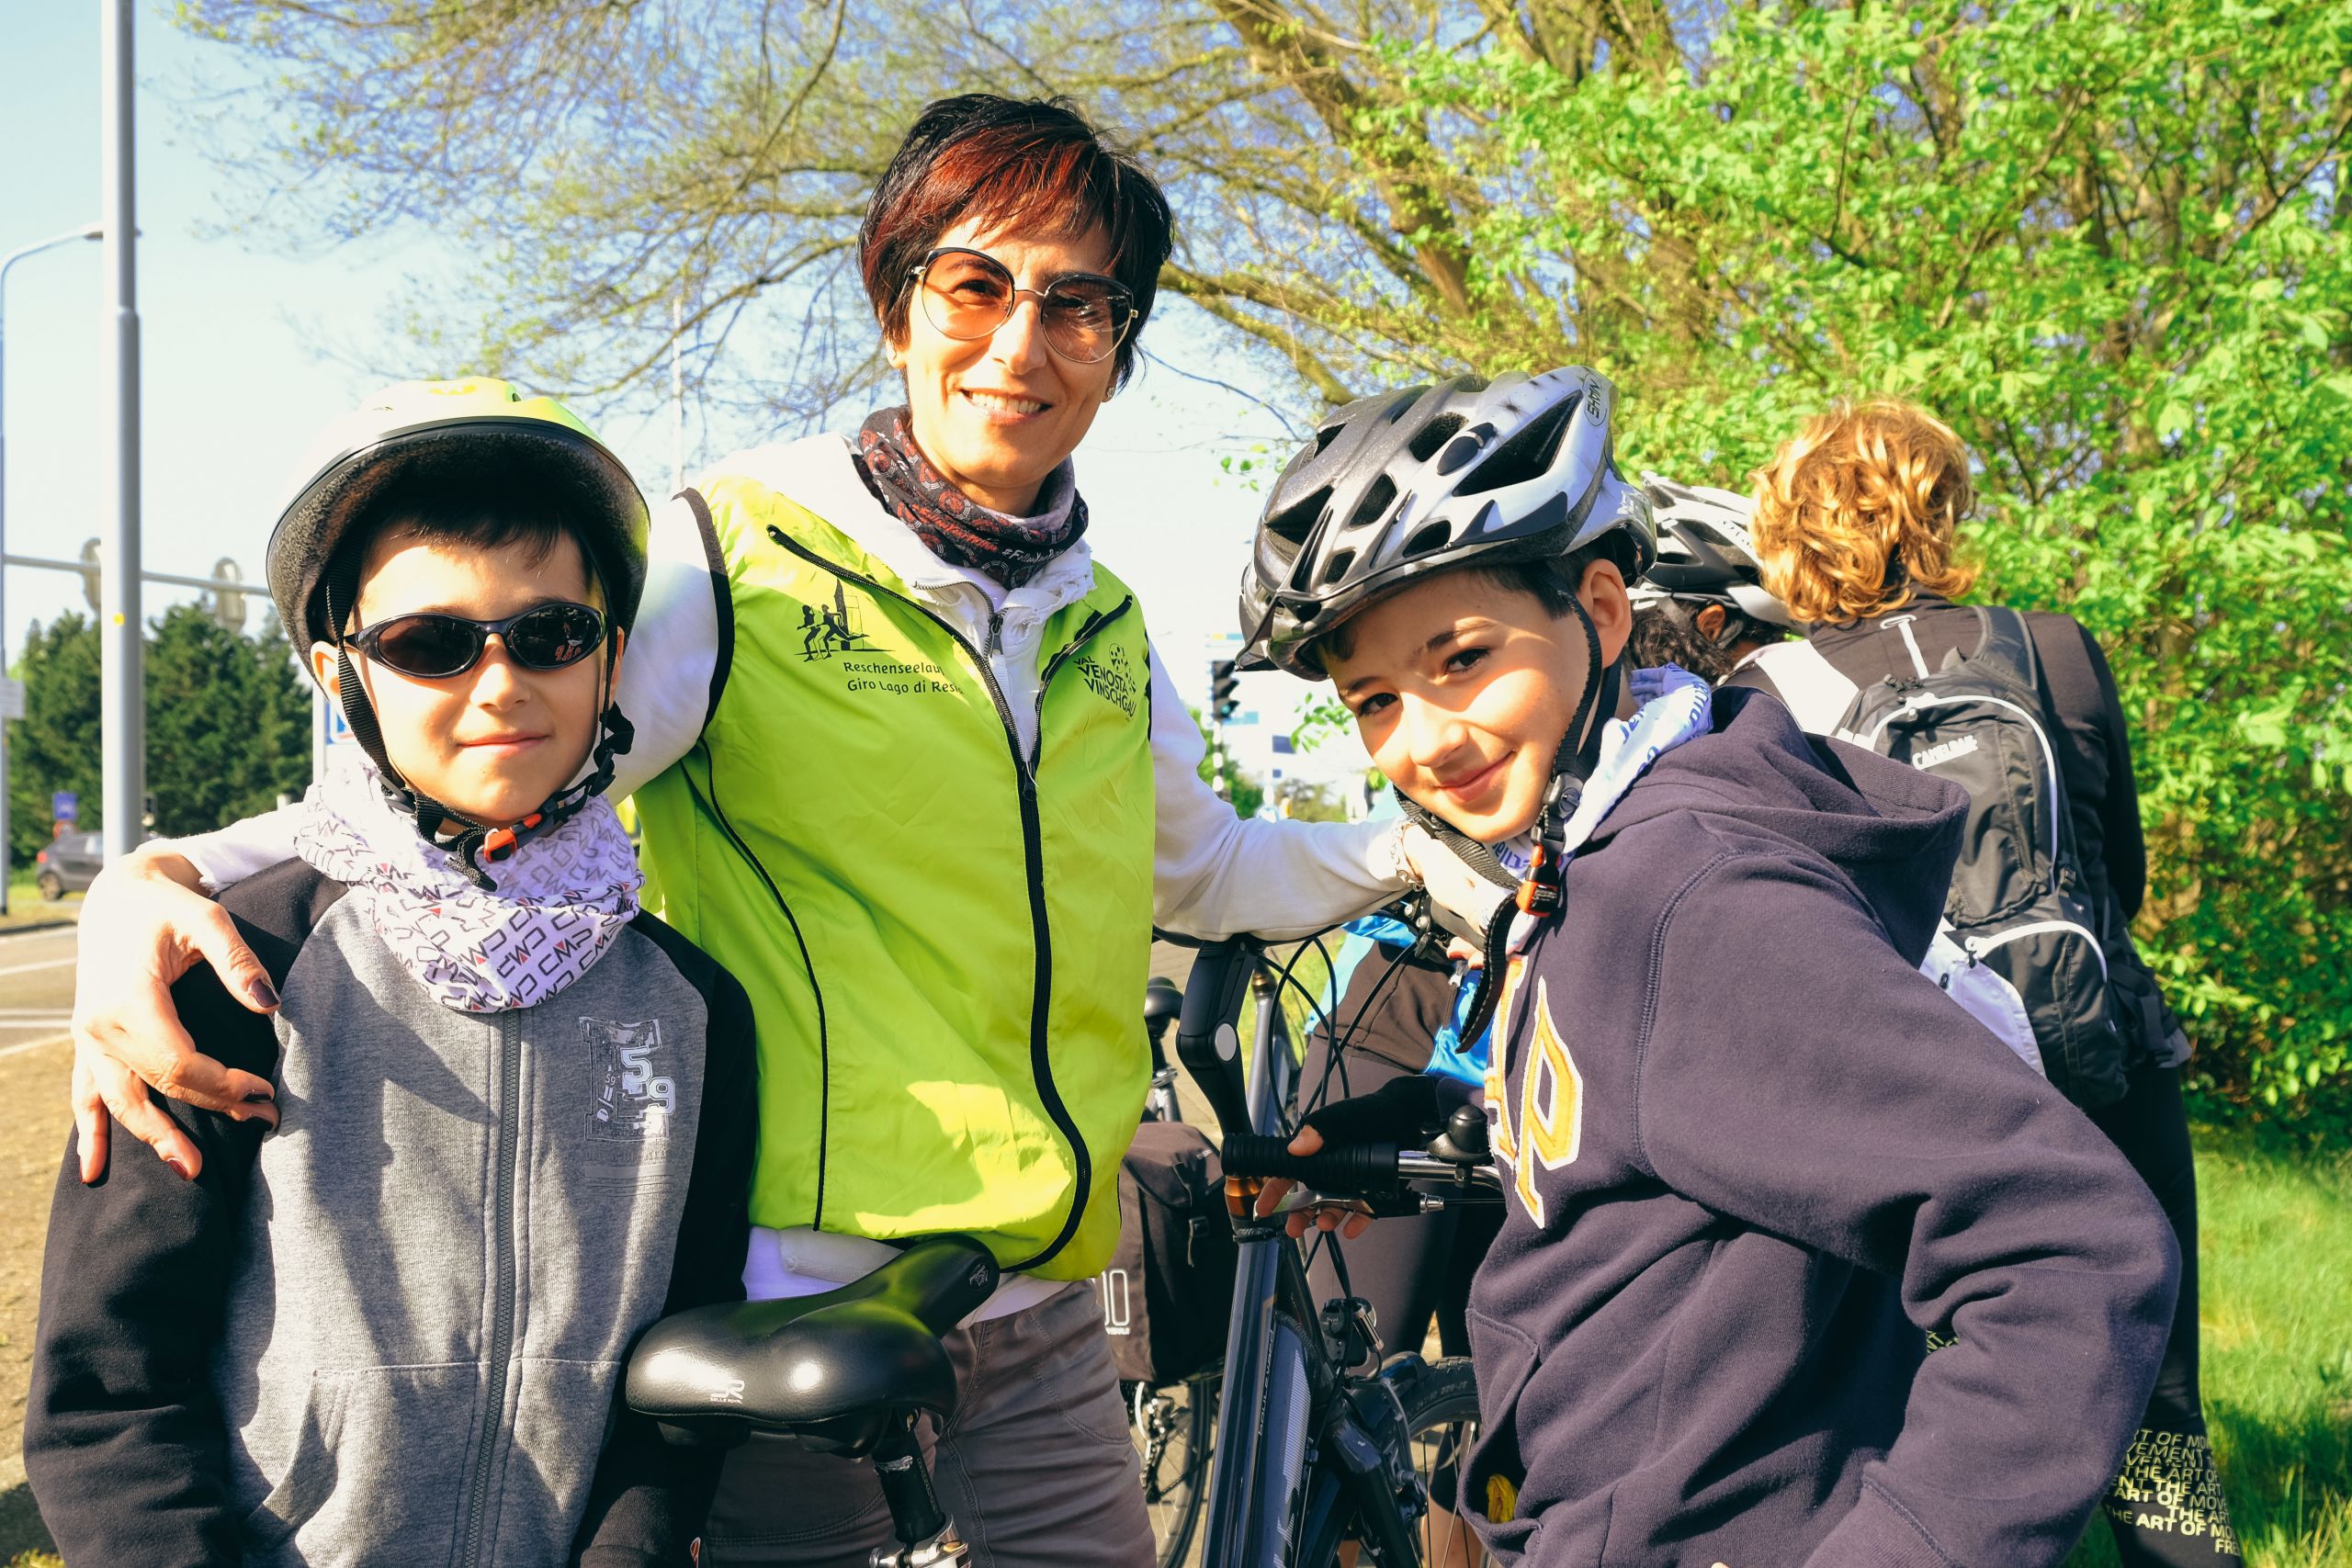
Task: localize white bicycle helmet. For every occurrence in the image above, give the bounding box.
[1241,368,1658,998]
[1630,477,1795,637]
[269,378,648,880]
[1238,367,1654,679]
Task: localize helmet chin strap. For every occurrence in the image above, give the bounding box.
[1444,586,1622,1051]
[322,564,635,890]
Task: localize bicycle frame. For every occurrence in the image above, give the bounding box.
[1175,939,1431,1568]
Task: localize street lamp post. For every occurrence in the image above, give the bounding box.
[100,0,144,865]
[0,222,106,914]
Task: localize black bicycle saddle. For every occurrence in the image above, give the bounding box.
[626,1234,1000,1455]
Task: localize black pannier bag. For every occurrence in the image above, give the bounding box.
[1093,1119,1238,1385]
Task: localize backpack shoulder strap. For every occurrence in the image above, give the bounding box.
[1946,604,2041,693]
[1876,613,1934,681]
[1741,638,1862,737]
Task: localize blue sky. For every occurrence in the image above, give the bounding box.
[1,1,1362,777]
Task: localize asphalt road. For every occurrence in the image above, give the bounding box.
[0,926,76,1063]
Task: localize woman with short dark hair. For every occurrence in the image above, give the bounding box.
[71,95,1418,1567]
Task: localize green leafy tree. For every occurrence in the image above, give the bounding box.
[174,0,2352,1122]
[8,615,105,869]
[1190,705,1268,819]
[169,0,1661,421]
[1389,0,2352,1123]
[144,606,315,839]
[7,608,313,867]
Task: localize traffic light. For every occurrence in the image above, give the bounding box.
[209,557,247,632]
[1210,659,1239,724]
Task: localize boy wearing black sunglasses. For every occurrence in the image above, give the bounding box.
[27,380,757,1567]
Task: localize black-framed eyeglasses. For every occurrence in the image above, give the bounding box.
[907,246,1136,364]
[346,602,607,680]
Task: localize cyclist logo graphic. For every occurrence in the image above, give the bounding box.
[798,582,873,661]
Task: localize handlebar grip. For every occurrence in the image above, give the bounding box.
[1220,1134,1401,1197]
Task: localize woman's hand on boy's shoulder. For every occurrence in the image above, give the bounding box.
[70,849,280,1185]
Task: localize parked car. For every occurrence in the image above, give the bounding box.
[34,831,104,900]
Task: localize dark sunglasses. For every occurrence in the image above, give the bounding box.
[346,602,608,679]
[907,246,1136,364]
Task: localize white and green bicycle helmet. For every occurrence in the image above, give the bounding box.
[267,378,650,878]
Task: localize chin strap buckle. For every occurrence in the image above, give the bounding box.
[1516,843,1564,915]
[481,812,546,864]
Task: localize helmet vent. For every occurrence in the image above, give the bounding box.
[1346,475,1398,532]
[1264,486,1331,546]
[1323,548,1357,584]
[1455,394,1579,498]
[1313,423,1343,455]
[1407,414,1464,464]
[1403,521,1453,558]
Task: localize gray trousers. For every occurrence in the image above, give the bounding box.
[701,1280,1156,1567]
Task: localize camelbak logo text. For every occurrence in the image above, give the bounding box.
[1911,734,1981,771]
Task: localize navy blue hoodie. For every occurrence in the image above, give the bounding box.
[1462,685,2178,1567]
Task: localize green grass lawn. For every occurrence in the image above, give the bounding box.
[2063,1130,2352,1567]
[6,1126,2345,1568]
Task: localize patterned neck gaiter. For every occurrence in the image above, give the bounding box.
[295,762,643,1013]
[853,405,1089,590]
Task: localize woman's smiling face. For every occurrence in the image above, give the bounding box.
[886,217,1119,515]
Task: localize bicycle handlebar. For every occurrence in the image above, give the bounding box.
[1220,1135,1505,1205]
[1221,1134,1403,1193]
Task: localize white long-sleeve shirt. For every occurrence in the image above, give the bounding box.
[175,434,1409,1319]
[183,434,1408,938]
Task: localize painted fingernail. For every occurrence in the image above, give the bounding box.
[247,979,281,1010]
[164,1155,195,1180]
[243,1090,276,1104]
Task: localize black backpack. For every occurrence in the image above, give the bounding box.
[1748,608,2130,1108]
[1092,1119,1238,1385]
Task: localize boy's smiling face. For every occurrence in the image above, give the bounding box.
[314,528,619,829]
[1323,561,1631,842]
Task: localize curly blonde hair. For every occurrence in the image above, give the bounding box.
[1749,397,1981,625]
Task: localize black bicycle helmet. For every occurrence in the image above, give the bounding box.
[268,378,649,881]
[1238,367,1654,680]
[1630,477,1795,638]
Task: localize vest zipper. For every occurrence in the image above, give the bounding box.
[679,749,831,1226]
[986,609,1005,658]
[458,1009,524,1565]
[1032,599,1134,769]
[765,525,1127,1269]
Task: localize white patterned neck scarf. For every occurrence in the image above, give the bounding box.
[294,763,643,1013]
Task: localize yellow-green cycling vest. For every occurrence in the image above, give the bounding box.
[631,472,1155,1280]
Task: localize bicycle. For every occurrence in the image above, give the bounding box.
[1171,932,1503,1568]
[627,1232,1001,1567]
[1125,974,1217,1566]
[620,937,1496,1568]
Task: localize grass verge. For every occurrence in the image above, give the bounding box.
[2065,1129,2352,1566]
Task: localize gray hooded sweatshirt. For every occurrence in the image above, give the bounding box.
[26,856,757,1566]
